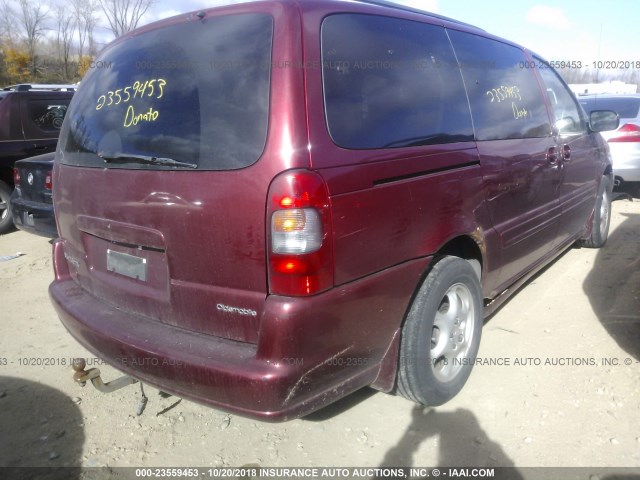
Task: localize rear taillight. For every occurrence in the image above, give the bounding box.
[267,170,333,296]
[45,173,52,190]
[13,168,20,186]
[608,123,640,142]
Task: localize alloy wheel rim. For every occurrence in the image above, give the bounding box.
[430,283,475,382]
[600,189,610,235]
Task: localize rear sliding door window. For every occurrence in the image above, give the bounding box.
[321,14,473,149]
[448,30,550,141]
[59,14,273,170]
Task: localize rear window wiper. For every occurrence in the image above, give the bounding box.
[98,152,198,169]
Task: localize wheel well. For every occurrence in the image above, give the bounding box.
[437,236,483,271]
[405,235,484,317]
[604,164,613,177]
[0,166,14,189]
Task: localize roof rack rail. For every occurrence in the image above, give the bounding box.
[352,0,485,31]
[2,83,77,92]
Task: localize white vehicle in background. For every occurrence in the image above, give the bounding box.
[579,94,640,194]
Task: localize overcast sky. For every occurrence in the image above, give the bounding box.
[128,0,636,66]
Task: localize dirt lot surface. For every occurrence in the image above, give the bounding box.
[1,199,639,474]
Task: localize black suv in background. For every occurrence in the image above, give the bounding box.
[0,84,74,234]
[11,152,57,237]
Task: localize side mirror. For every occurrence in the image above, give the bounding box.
[589,110,619,132]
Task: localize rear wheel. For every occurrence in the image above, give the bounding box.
[0,181,14,235]
[580,175,612,248]
[397,256,483,406]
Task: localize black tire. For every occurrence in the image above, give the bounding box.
[397,256,483,406]
[0,181,14,235]
[579,175,612,248]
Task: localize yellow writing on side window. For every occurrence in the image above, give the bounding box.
[511,103,528,119]
[95,78,166,111]
[486,85,528,120]
[485,85,521,103]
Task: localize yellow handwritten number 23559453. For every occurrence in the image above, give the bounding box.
[95,78,167,111]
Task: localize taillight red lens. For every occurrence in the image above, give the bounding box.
[608,123,640,142]
[45,173,52,190]
[267,170,333,296]
[13,168,20,186]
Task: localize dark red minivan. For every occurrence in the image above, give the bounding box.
[50,0,618,420]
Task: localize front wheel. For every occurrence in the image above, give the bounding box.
[397,256,483,406]
[579,175,612,248]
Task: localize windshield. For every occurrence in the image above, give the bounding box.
[59,13,273,170]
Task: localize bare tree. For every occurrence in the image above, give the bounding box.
[55,6,75,80]
[84,2,99,56]
[98,0,153,38]
[72,0,87,60]
[16,0,48,77]
[72,0,98,60]
[0,0,18,42]
[0,3,11,84]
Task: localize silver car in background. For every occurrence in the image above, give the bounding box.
[579,94,640,192]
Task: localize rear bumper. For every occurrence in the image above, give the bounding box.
[50,240,429,421]
[10,192,57,238]
[613,167,640,183]
[610,143,640,182]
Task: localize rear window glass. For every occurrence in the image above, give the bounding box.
[59,13,273,170]
[27,100,69,132]
[321,14,474,149]
[579,97,640,119]
[448,30,551,141]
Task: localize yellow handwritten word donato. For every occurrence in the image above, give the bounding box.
[485,85,521,103]
[96,78,167,110]
[512,102,528,119]
[124,105,159,128]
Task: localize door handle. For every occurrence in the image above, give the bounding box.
[546,146,559,165]
[562,144,571,161]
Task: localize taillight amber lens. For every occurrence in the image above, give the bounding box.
[272,208,322,254]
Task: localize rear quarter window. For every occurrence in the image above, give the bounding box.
[448,30,551,141]
[59,13,273,171]
[321,14,474,149]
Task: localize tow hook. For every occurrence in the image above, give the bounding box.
[72,358,138,393]
[72,357,149,415]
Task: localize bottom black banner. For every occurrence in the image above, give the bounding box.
[1,467,639,480]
